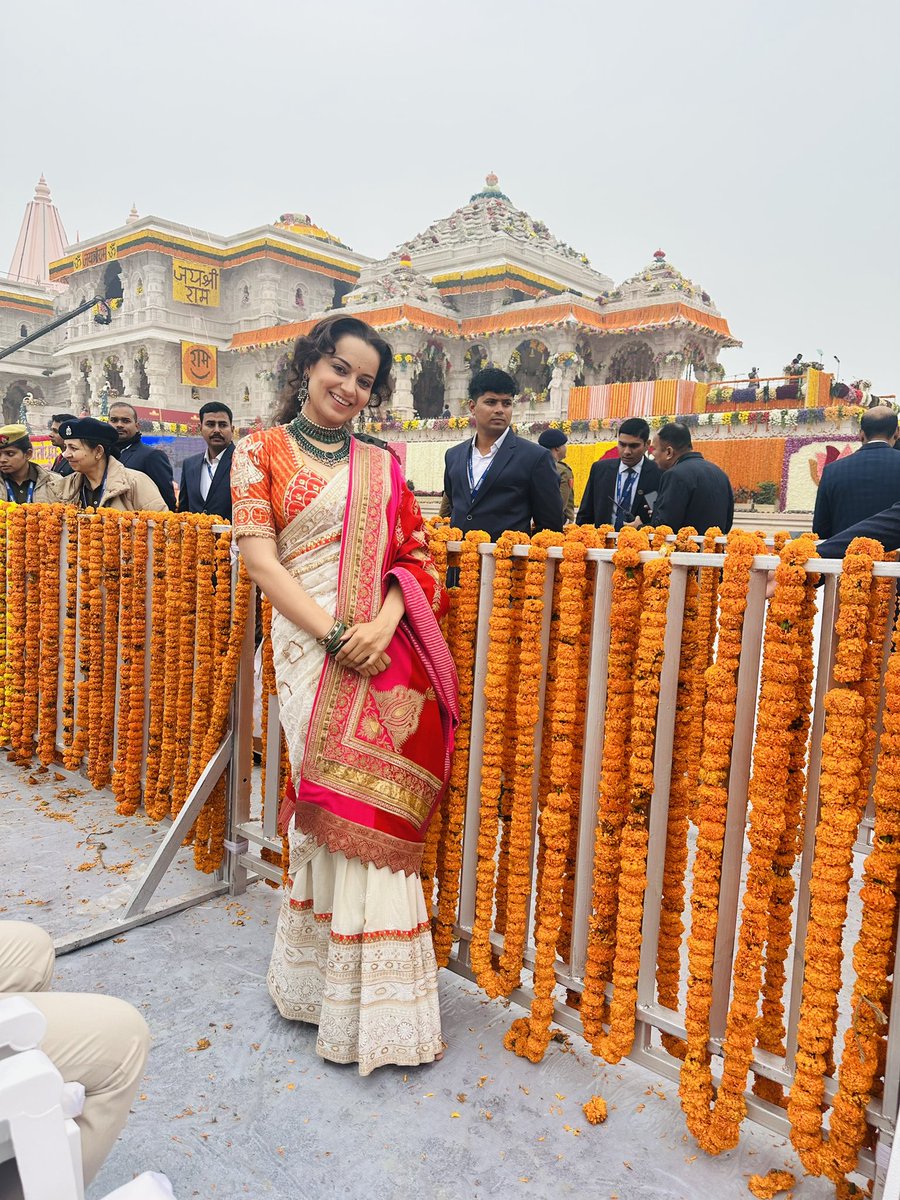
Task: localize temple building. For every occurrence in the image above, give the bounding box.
[1,174,738,429]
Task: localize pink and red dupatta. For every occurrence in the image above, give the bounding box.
[285,439,459,876]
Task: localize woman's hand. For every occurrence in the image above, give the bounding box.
[333,620,393,677]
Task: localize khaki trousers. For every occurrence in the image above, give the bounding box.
[0,921,150,1196]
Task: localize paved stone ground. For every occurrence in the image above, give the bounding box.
[1,759,836,1200]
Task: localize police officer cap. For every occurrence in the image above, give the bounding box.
[538,429,567,449]
[0,424,31,450]
[58,417,119,450]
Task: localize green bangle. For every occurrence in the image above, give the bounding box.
[323,621,348,656]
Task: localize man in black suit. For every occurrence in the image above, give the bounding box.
[177,401,235,522]
[441,367,563,541]
[576,416,662,530]
[48,413,76,476]
[646,422,734,534]
[108,401,177,511]
[812,407,900,540]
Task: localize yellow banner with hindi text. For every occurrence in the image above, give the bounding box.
[172,259,220,307]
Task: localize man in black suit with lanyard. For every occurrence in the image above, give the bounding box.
[441,367,563,541]
[177,401,235,522]
[576,416,662,529]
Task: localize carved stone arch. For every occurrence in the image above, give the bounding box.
[511,338,551,395]
[412,341,448,418]
[607,341,657,383]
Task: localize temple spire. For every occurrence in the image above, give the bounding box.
[8,176,68,284]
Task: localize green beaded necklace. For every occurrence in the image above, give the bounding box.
[287,409,351,466]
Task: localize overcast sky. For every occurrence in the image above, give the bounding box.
[3,0,897,392]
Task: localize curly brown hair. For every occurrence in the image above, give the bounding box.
[273,314,395,425]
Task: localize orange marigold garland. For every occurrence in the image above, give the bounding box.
[754,540,818,1105]
[432,529,486,968]
[258,595,286,886]
[91,513,120,789]
[85,515,105,782]
[0,504,9,743]
[681,534,815,1150]
[591,546,673,1065]
[19,506,42,760]
[120,516,149,816]
[37,506,65,765]
[143,516,170,818]
[112,515,135,804]
[494,551,526,937]
[580,525,648,1042]
[171,519,198,818]
[656,526,699,1060]
[193,560,252,872]
[470,529,536,997]
[678,529,764,1151]
[787,538,886,1178]
[825,590,900,1182]
[506,528,588,1062]
[5,505,27,758]
[151,517,182,819]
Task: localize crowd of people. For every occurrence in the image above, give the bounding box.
[4,314,900,1193]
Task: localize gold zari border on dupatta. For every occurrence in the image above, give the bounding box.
[300,442,442,830]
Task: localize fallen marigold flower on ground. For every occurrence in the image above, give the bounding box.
[582,1095,608,1125]
[747,1169,796,1198]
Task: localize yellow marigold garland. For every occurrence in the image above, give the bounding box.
[85,515,105,781]
[787,538,885,1177]
[678,529,765,1151]
[92,514,120,789]
[592,546,673,1064]
[506,528,588,1062]
[37,505,65,766]
[470,529,536,997]
[580,525,648,1042]
[0,505,9,744]
[432,529,487,967]
[494,551,526,937]
[112,515,136,804]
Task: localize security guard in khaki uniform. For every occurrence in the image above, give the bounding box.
[538,428,575,523]
[0,424,57,504]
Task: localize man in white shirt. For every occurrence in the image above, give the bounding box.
[177,401,235,521]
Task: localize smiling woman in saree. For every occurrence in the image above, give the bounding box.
[232,315,458,1076]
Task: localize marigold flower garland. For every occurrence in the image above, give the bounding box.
[787,538,885,1178]
[62,515,86,769]
[19,507,42,760]
[186,519,217,846]
[37,506,64,765]
[85,515,105,781]
[592,546,673,1065]
[678,529,765,1152]
[143,517,170,818]
[121,516,149,816]
[506,528,588,1062]
[754,542,818,1105]
[824,593,900,1182]
[193,560,252,873]
[432,529,487,967]
[5,505,27,759]
[112,515,136,804]
[171,519,198,819]
[0,505,9,744]
[580,525,648,1042]
[258,596,286,886]
[91,514,120,789]
[470,529,537,997]
[151,518,182,819]
[656,527,699,1059]
[494,552,526,937]
[680,533,813,1151]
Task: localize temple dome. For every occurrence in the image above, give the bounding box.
[602,250,719,311]
[274,212,348,248]
[343,254,455,312]
[396,174,592,267]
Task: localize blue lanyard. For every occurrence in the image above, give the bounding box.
[467,441,494,499]
[5,478,34,504]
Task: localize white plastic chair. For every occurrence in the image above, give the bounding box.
[0,997,174,1200]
